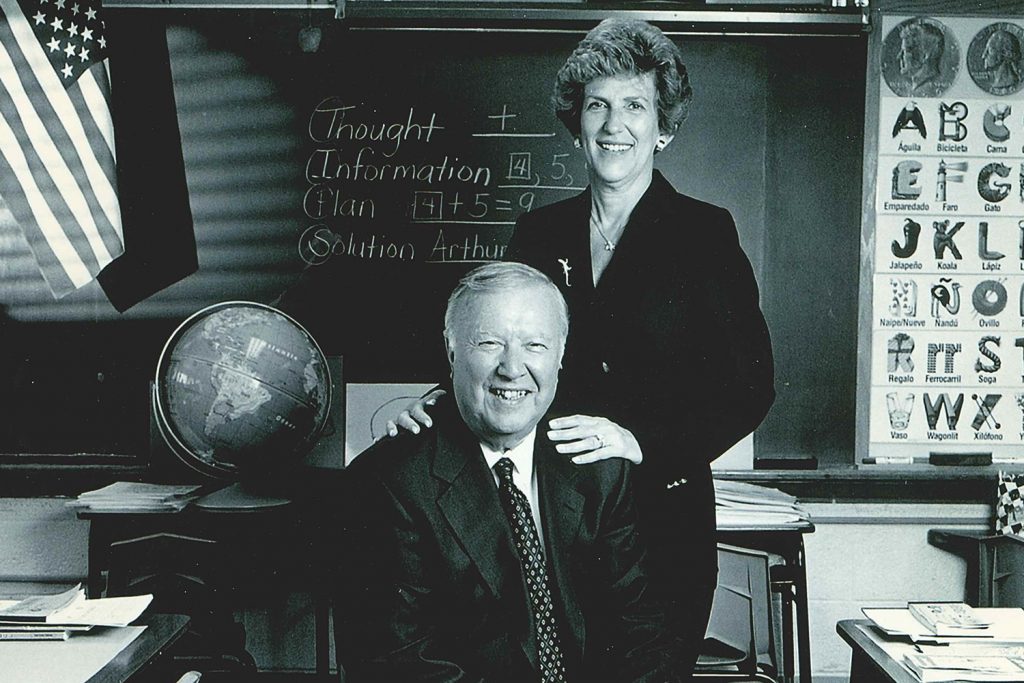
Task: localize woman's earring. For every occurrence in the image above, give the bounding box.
[573,137,582,150]
[654,139,666,153]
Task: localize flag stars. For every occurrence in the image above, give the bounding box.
[50,16,63,31]
[61,63,73,79]
[97,35,105,49]
[63,42,75,57]
[78,47,89,62]
[68,23,79,37]
[84,7,95,20]
[55,0,66,9]
[81,27,92,42]
[46,36,60,52]
[32,11,45,24]
[71,3,80,14]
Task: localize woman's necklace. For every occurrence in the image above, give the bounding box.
[590,215,617,251]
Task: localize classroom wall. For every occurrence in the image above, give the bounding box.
[0,15,868,468]
[0,496,992,680]
[802,502,989,683]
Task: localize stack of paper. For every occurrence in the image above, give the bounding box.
[903,652,1024,682]
[908,602,993,637]
[863,606,1024,644]
[66,482,202,513]
[0,585,152,641]
[714,479,810,527]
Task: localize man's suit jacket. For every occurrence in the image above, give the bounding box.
[336,397,674,683]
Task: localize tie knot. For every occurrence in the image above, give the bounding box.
[494,457,515,483]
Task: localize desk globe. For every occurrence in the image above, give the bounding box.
[153,301,331,509]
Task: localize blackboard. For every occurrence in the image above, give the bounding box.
[0,11,867,466]
[161,13,790,382]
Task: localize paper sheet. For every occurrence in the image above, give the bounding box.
[0,625,145,683]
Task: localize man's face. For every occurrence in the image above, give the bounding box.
[983,33,1009,69]
[448,284,564,451]
[899,34,924,73]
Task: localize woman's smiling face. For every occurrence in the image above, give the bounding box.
[580,71,664,190]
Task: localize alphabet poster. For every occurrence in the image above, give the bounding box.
[867,14,1024,460]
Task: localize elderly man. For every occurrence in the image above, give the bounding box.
[336,262,675,683]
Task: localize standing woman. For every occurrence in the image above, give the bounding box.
[508,17,775,678]
[390,17,775,679]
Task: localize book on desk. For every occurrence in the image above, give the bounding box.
[862,605,1024,644]
[66,482,203,513]
[0,585,152,641]
[907,602,993,636]
[903,652,1024,682]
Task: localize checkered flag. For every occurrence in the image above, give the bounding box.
[996,471,1024,536]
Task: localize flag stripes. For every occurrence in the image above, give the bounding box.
[0,0,121,298]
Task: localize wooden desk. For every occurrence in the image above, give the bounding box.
[718,522,814,683]
[1,613,189,683]
[836,619,917,683]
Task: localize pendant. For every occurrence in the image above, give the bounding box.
[604,240,614,251]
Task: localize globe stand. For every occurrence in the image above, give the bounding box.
[194,482,292,511]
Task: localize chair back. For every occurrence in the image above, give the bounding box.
[695,543,777,682]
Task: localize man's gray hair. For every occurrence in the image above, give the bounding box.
[443,262,569,345]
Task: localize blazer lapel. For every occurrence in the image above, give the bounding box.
[537,435,586,659]
[548,188,594,300]
[434,425,512,600]
[594,171,671,296]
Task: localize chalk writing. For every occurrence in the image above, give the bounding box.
[300,96,583,272]
[298,225,415,265]
[411,190,536,222]
[429,229,508,263]
[303,186,375,219]
[308,99,443,157]
[306,148,491,186]
[473,104,556,138]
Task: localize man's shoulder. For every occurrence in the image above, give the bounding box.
[349,430,434,480]
[345,397,464,490]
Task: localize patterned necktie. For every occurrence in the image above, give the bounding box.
[493,457,568,683]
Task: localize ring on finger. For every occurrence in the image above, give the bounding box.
[594,434,606,449]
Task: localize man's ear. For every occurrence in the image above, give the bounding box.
[444,332,456,368]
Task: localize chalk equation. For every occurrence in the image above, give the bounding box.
[299,99,585,266]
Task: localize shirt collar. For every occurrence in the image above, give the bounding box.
[480,429,537,477]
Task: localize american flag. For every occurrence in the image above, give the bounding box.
[0,0,122,298]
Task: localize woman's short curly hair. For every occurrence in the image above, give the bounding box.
[553,18,692,138]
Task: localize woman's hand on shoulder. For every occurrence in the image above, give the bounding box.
[384,389,446,437]
[546,415,643,465]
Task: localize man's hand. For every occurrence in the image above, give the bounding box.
[547,414,643,465]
